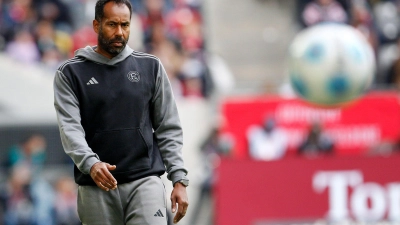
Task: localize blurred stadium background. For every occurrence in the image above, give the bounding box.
[1,0,400,225]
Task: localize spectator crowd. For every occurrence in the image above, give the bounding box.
[2,0,400,96]
[0,0,213,99]
[299,0,400,90]
[0,133,80,225]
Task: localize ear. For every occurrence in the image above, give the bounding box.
[93,19,99,34]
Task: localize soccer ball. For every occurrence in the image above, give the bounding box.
[287,23,375,106]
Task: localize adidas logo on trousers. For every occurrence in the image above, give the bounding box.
[154,209,164,217]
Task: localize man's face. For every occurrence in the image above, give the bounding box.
[94,2,131,58]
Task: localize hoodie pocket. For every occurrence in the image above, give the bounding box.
[89,128,150,172]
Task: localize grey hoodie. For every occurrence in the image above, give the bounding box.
[53,45,188,186]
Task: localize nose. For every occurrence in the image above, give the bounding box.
[115,25,123,36]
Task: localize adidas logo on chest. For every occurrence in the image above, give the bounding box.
[87,77,98,85]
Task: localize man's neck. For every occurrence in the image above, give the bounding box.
[94,47,116,59]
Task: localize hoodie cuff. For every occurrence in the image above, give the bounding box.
[170,170,189,186]
[81,156,101,175]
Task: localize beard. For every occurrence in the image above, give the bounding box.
[98,26,128,57]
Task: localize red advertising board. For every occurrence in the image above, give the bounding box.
[221,91,400,158]
[215,156,400,225]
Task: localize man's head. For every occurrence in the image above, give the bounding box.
[262,116,276,133]
[93,0,132,58]
[21,134,47,155]
[316,0,334,6]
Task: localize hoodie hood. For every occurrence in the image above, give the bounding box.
[74,45,134,65]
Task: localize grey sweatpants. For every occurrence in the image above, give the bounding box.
[77,176,167,225]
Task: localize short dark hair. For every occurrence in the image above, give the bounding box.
[95,0,132,21]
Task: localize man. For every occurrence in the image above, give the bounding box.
[247,116,288,161]
[53,0,189,224]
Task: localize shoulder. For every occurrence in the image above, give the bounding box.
[57,56,87,73]
[130,50,161,64]
[247,125,263,137]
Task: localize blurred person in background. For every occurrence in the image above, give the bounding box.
[372,0,400,84]
[166,0,204,52]
[4,134,55,225]
[142,7,212,99]
[247,116,288,161]
[144,21,185,98]
[7,133,47,174]
[33,0,73,64]
[298,122,334,158]
[140,0,165,37]
[0,163,36,225]
[41,46,64,69]
[54,176,80,225]
[141,0,212,99]
[373,0,400,45]
[180,55,207,98]
[385,37,400,90]
[34,19,73,67]
[190,126,233,225]
[166,0,212,98]
[53,0,189,224]
[301,0,348,27]
[32,0,73,34]
[368,136,400,157]
[0,0,37,45]
[0,163,55,225]
[5,28,40,63]
[349,0,379,53]
[127,5,144,51]
[71,24,98,55]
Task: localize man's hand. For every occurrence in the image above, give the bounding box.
[90,162,117,191]
[170,182,189,224]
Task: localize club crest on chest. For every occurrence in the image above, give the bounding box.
[127,71,140,82]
